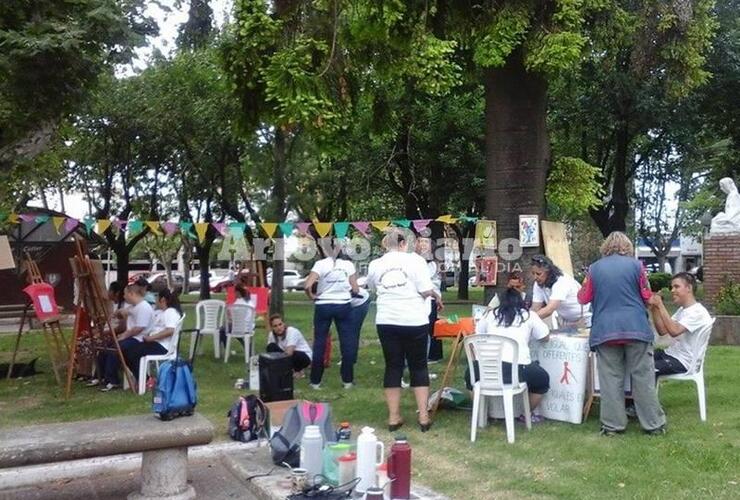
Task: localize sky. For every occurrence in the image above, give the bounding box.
[32,0,233,219]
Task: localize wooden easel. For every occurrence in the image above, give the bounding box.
[429,328,470,418]
[65,240,136,396]
[6,254,69,387]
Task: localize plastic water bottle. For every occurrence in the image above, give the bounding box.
[336,421,351,441]
[355,426,384,493]
[300,425,324,485]
[388,435,412,499]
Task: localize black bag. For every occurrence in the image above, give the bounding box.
[258,352,293,402]
[227,394,268,442]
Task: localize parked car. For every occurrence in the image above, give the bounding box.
[266,268,305,290]
[147,272,184,294]
[442,270,456,288]
[127,271,152,285]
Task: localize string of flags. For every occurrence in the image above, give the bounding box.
[0,212,482,244]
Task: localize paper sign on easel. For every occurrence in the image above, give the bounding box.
[23,282,60,322]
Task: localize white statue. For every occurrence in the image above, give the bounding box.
[710,177,740,233]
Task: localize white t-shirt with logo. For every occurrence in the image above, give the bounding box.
[475,310,550,365]
[150,307,181,351]
[666,302,712,370]
[126,300,154,341]
[532,274,591,325]
[268,326,312,360]
[311,258,356,305]
[367,251,434,326]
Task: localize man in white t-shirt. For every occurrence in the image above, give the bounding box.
[648,273,712,376]
[303,247,360,388]
[266,314,312,375]
[530,255,591,328]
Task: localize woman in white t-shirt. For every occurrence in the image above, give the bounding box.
[367,228,443,433]
[469,288,551,417]
[531,255,591,328]
[266,313,312,374]
[124,288,182,387]
[303,245,360,389]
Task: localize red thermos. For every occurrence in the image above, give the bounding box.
[388,435,411,499]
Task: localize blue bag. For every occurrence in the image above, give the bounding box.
[152,359,197,420]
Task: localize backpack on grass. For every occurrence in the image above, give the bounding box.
[228,394,269,442]
[270,401,334,467]
[152,322,199,421]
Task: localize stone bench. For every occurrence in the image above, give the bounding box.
[0,413,214,500]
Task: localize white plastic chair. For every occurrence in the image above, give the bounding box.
[137,314,186,395]
[188,299,226,359]
[223,303,256,364]
[656,318,715,422]
[464,334,531,443]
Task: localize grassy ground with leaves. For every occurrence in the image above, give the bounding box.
[1,289,738,499]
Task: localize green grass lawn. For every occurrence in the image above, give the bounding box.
[1,299,738,499]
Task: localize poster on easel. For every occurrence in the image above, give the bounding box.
[519,215,540,248]
[474,220,497,251]
[23,282,60,322]
[477,256,498,286]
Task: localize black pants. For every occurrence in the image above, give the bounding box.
[266,343,311,372]
[427,300,443,361]
[654,350,687,377]
[464,360,550,394]
[377,324,429,388]
[124,341,167,382]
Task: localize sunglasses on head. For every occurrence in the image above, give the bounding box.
[531,256,547,265]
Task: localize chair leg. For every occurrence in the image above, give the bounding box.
[522,390,532,431]
[224,336,231,363]
[696,376,707,422]
[478,395,488,429]
[244,335,251,364]
[138,357,148,396]
[213,331,220,359]
[470,389,480,442]
[502,392,515,444]
[189,332,196,359]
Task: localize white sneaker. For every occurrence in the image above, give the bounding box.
[99,383,120,392]
[309,383,321,390]
[343,382,354,389]
[85,378,101,387]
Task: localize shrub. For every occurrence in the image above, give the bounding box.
[715,278,740,316]
[648,272,672,292]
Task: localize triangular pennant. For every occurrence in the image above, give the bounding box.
[295,222,311,235]
[352,222,370,236]
[334,222,350,239]
[260,223,278,239]
[412,219,432,233]
[144,221,161,235]
[228,222,246,239]
[313,222,333,238]
[371,221,390,232]
[128,220,143,235]
[392,219,411,228]
[35,215,50,224]
[436,214,458,224]
[194,222,209,243]
[211,222,227,237]
[459,216,479,223]
[179,221,194,238]
[162,221,178,236]
[52,216,66,234]
[279,222,295,237]
[113,219,126,231]
[96,219,112,235]
[83,217,95,235]
[64,218,79,232]
[8,213,20,224]
[19,213,36,223]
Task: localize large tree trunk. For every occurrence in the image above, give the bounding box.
[197,239,213,300]
[483,52,549,292]
[270,127,288,315]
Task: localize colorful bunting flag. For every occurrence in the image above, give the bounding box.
[211,222,227,237]
[162,221,179,236]
[19,213,36,223]
[145,221,161,235]
[228,222,246,239]
[35,215,50,224]
[64,218,79,232]
[279,222,295,237]
[412,219,432,233]
[436,214,457,224]
[313,222,333,238]
[96,219,111,235]
[371,221,390,232]
[8,213,19,224]
[352,221,370,236]
[179,221,193,237]
[83,217,95,235]
[128,220,143,235]
[52,216,65,234]
[296,222,311,235]
[333,222,350,239]
[391,219,411,228]
[194,222,209,243]
[113,219,126,231]
[260,223,278,239]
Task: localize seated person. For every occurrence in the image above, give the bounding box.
[267,313,312,376]
[135,276,157,305]
[648,272,712,376]
[530,255,591,329]
[486,271,530,310]
[92,283,154,391]
[124,289,182,385]
[220,284,255,348]
[466,288,551,421]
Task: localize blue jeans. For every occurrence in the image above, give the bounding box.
[341,300,370,383]
[311,302,352,384]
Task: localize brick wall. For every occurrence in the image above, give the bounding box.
[703,234,740,310]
